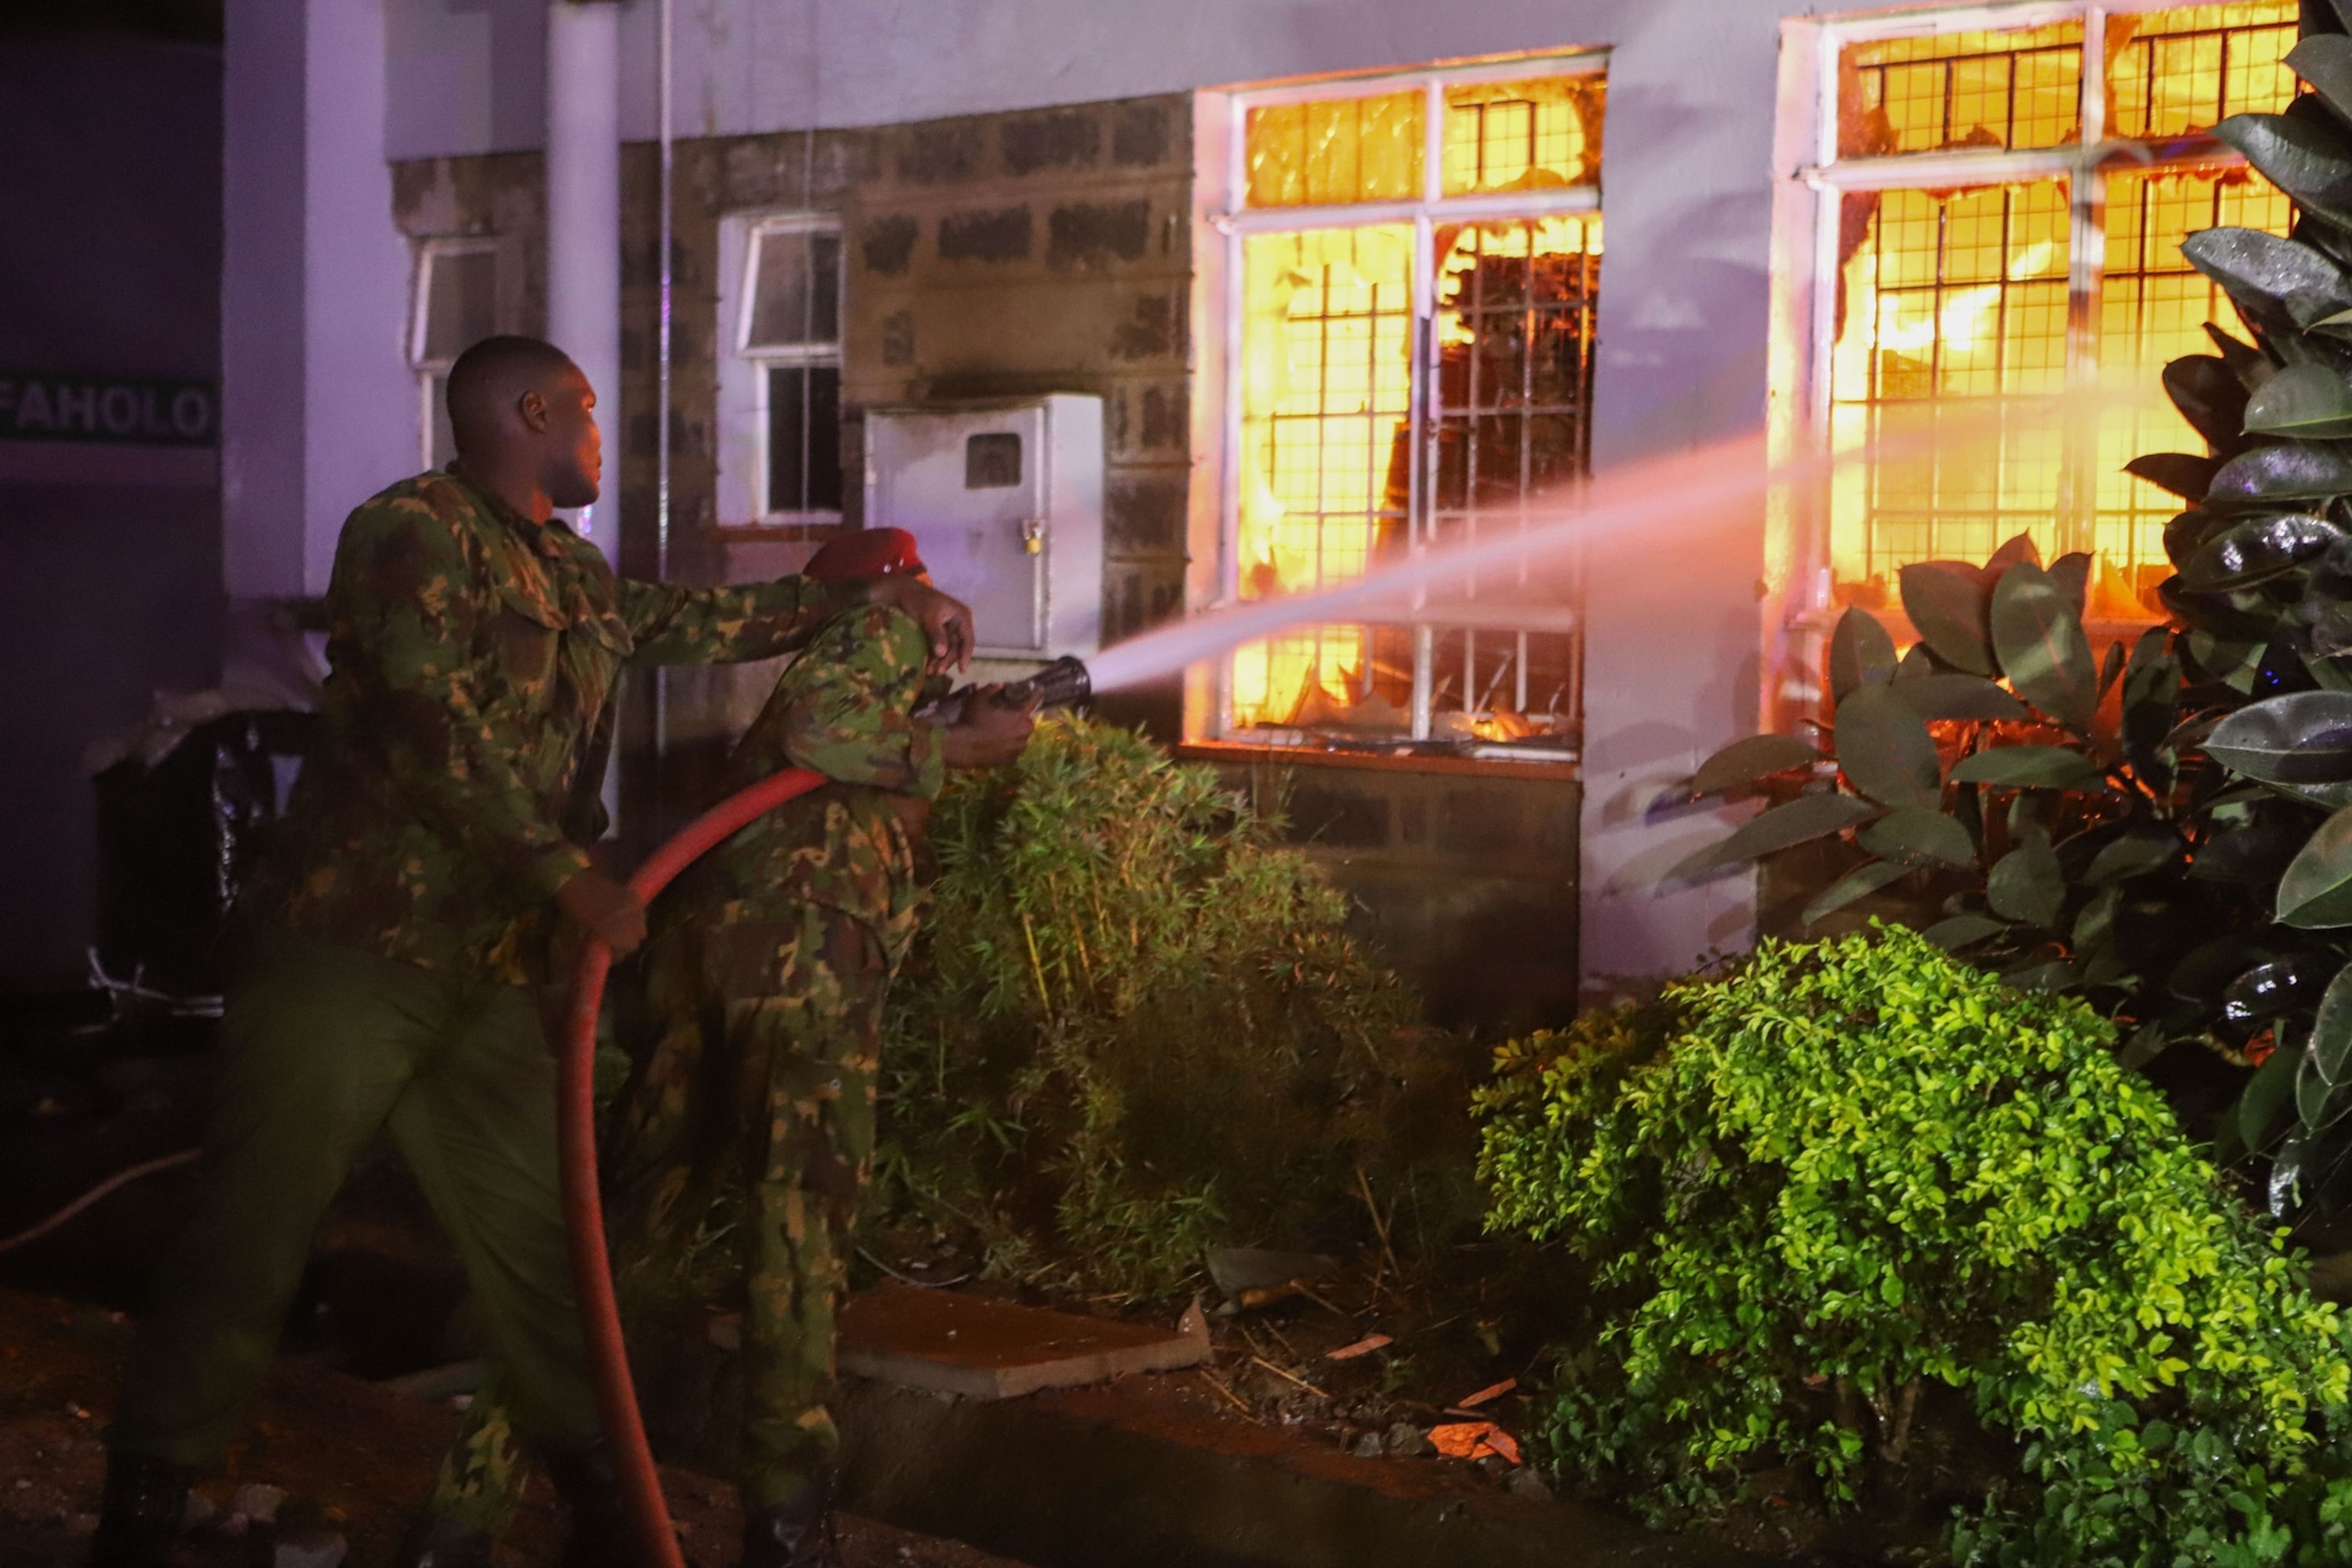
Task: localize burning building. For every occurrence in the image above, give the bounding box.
[77,0,2293,1020]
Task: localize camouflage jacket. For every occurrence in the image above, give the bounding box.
[665,604,949,969]
[249,466,859,985]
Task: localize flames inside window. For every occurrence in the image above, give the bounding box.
[1227,70,1602,746]
[1825,2,2297,620]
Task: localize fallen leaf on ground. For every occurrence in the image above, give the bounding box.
[1429,1420,1522,1465]
[1325,1334,1393,1361]
[1454,1377,1516,1408]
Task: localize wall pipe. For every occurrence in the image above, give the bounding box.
[557,766,829,1568]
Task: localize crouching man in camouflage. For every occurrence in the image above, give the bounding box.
[430,528,1033,1566]
[612,527,1034,1565]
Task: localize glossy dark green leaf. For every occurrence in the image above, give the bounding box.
[2278,805,2352,926]
[1664,792,1882,883]
[2296,1036,2344,1132]
[1986,840,2066,927]
[2183,513,2344,591]
[2099,639,2126,703]
[1687,733,1821,798]
[2223,953,2333,1022]
[2198,819,2311,886]
[1857,806,1977,868]
[2246,362,2352,438]
[1898,560,1994,675]
[1893,642,1939,681]
[2174,935,2285,1002]
[2166,508,2232,569]
[2001,959,2076,992]
[1984,531,2042,577]
[1921,913,2007,951]
[2183,225,2352,323]
[2086,831,2178,883]
[2312,961,2352,1084]
[1888,673,2030,722]
[2163,355,2253,452]
[1946,746,2104,790]
[2186,630,2266,692]
[2121,627,2179,779]
[2125,453,2220,500]
[2242,1043,2301,1152]
[1799,858,1910,926]
[2266,777,2352,809]
[1991,560,2098,726]
[1831,684,1942,809]
[2210,113,2352,231]
[2207,443,2352,504]
[2072,883,2120,952]
[2049,552,2090,620]
[2297,35,2352,128]
[2208,322,2275,386]
[2205,691,2352,783]
[1827,607,1896,705]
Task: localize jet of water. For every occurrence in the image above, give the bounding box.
[1083,387,2154,697]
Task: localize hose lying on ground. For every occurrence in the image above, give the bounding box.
[0,1148,201,1256]
[559,767,828,1568]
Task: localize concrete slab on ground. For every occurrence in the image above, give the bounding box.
[831,1282,1211,1399]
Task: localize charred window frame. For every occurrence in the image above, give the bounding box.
[1793,1,2296,629]
[1206,55,1609,755]
[407,238,502,472]
[734,215,845,523]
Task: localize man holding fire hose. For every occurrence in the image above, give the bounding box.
[90,337,978,1568]
[426,528,1039,1568]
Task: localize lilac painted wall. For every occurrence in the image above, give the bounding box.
[0,39,226,987]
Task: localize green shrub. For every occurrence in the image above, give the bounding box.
[874,717,1463,1299]
[1477,926,2352,1565]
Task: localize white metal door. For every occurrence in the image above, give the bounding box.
[868,407,1049,654]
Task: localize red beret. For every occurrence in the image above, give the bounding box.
[803,528,926,583]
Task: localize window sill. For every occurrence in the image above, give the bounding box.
[1177,737,1580,781]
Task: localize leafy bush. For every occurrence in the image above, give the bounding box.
[873,717,1464,1299]
[1477,926,2352,1566]
[1673,8,2352,1212]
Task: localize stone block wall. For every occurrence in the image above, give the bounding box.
[1194,747,1583,1035]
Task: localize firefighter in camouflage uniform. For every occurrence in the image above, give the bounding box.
[90,338,975,1568]
[433,528,1032,1568]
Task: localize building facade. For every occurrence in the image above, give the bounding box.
[220,0,2285,1024]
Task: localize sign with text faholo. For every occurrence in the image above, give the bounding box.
[0,374,217,446]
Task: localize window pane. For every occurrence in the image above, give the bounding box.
[1837,21,2082,158]
[1245,92,1423,209]
[2108,2,2297,139]
[1442,75,1604,196]
[1230,224,1413,730]
[766,364,842,514]
[1827,181,2071,609]
[2094,165,2292,608]
[419,247,497,365]
[746,227,842,351]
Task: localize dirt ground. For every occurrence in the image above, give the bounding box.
[0,1289,1025,1568]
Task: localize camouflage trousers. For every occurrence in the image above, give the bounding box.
[429,901,892,1523]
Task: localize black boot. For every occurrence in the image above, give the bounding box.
[544,1440,639,1568]
[740,1472,833,1568]
[390,1513,495,1568]
[87,1449,194,1568]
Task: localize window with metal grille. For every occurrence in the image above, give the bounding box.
[738,217,844,519]
[1810,2,2296,622]
[408,238,501,472]
[1215,58,1606,753]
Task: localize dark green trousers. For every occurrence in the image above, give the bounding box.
[110,928,600,1470]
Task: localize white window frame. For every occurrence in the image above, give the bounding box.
[1785,0,2269,618]
[1204,51,1609,746]
[407,236,504,472]
[716,211,845,529]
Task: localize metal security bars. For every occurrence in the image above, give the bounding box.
[1804,1,2296,622]
[1214,56,1606,752]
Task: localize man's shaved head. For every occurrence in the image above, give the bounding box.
[446,335,579,453]
[445,335,602,515]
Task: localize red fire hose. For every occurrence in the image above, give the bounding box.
[557,767,828,1568]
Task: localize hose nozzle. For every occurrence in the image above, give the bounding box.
[926,655,1092,725]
